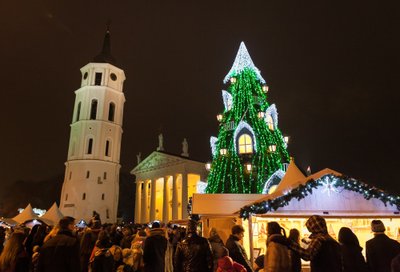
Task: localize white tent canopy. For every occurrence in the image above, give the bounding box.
[40,202,64,226]
[12,203,38,224]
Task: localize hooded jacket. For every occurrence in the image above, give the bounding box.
[289,215,342,272]
[143,228,167,272]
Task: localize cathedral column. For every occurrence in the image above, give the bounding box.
[172,174,179,220]
[149,179,157,221]
[141,180,150,223]
[134,181,142,223]
[162,176,170,223]
[181,172,188,219]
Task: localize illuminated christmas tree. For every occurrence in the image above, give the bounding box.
[206,42,290,194]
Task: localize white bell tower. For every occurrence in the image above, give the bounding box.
[60,28,126,223]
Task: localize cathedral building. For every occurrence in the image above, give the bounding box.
[59,29,125,223]
[131,136,207,224]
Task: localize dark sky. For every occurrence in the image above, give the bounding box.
[1,1,399,194]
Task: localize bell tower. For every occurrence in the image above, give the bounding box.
[60,28,126,223]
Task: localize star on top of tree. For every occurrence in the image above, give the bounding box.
[223,41,266,84]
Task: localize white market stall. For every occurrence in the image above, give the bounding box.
[240,168,400,263]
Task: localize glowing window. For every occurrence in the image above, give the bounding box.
[267,115,274,130]
[238,134,253,154]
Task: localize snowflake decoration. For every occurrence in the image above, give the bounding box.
[321,177,338,196]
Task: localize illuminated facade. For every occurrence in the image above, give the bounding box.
[59,29,126,223]
[131,151,207,223]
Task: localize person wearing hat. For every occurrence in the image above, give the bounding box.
[286,215,342,272]
[173,220,213,272]
[366,219,400,272]
[143,221,167,272]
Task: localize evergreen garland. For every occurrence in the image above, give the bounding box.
[240,174,400,219]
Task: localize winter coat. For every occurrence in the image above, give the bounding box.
[226,235,253,272]
[216,256,246,272]
[208,234,225,271]
[288,215,342,272]
[289,249,301,272]
[91,248,114,272]
[37,230,80,272]
[391,252,400,272]
[265,234,291,272]
[173,232,213,272]
[143,228,167,272]
[340,244,368,272]
[366,233,400,272]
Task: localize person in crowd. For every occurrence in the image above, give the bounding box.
[0,232,29,272]
[80,228,94,272]
[31,245,40,272]
[0,227,5,254]
[120,226,134,249]
[217,256,246,272]
[25,225,40,256]
[287,215,342,272]
[109,245,124,271]
[90,231,114,272]
[366,220,400,272]
[37,216,80,272]
[287,229,301,272]
[338,227,368,272]
[131,230,146,272]
[264,221,291,272]
[253,254,265,272]
[143,221,167,272]
[43,225,59,243]
[31,225,47,251]
[110,224,123,246]
[208,227,225,271]
[173,220,213,272]
[226,225,253,272]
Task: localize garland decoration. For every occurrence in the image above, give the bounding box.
[239,174,400,219]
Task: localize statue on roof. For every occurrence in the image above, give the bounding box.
[157,133,164,151]
[181,138,189,157]
[136,152,142,165]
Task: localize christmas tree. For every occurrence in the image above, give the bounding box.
[205,42,290,194]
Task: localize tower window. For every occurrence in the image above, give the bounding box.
[65,194,68,201]
[86,171,90,179]
[82,193,86,200]
[103,172,107,180]
[108,102,115,122]
[106,209,110,219]
[90,99,98,120]
[95,72,102,85]
[69,171,72,180]
[105,140,110,156]
[87,138,93,154]
[102,193,105,200]
[238,134,253,154]
[76,102,81,122]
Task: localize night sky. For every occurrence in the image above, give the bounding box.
[1,1,399,195]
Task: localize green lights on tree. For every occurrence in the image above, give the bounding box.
[205,42,290,194]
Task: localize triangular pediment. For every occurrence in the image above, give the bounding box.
[131,151,190,174]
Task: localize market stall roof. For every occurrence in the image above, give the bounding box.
[192,158,311,216]
[0,217,17,226]
[40,202,64,226]
[240,170,400,219]
[12,203,38,224]
[192,193,263,215]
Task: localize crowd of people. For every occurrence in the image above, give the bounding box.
[0,213,400,272]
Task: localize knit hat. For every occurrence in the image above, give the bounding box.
[371,220,385,233]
